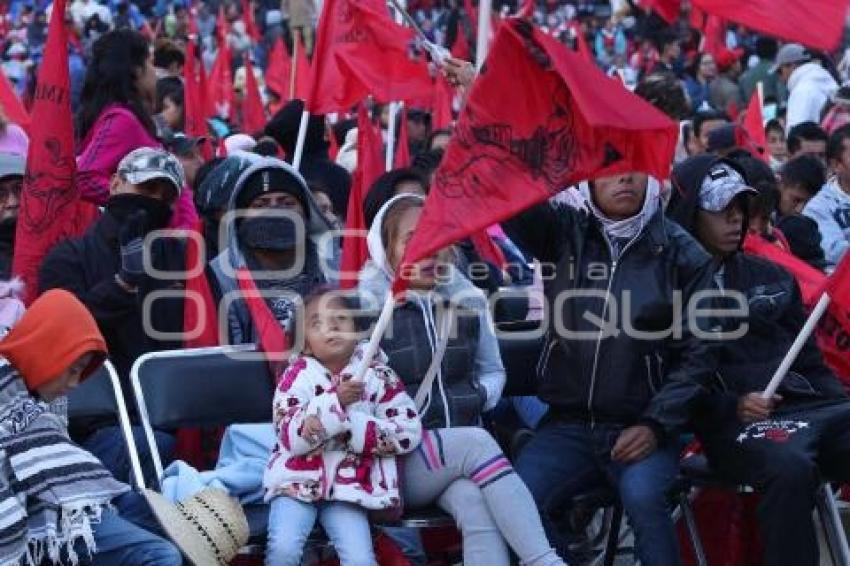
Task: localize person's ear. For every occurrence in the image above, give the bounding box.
[109,174,123,196]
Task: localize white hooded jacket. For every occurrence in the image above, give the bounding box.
[786,62,838,129]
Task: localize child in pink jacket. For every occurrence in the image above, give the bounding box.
[263,288,421,566]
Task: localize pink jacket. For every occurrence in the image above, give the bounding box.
[76,105,199,229]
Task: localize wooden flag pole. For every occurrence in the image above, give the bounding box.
[289,32,299,101]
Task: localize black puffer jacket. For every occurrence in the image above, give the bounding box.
[504,199,717,435]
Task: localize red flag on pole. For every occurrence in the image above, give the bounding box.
[241,0,262,42]
[13,0,98,304]
[517,0,535,18]
[293,35,312,101]
[266,38,292,102]
[692,0,847,51]
[187,5,200,38]
[701,14,726,58]
[450,26,472,60]
[393,19,678,294]
[216,5,231,47]
[241,59,266,134]
[307,0,433,114]
[0,71,30,129]
[432,74,454,130]
[738,90,769,163]
[641,0,680,24]
[395,106,411,168]
[207,44,234,120]
[463,0,478,34]
[568,21,593,63]
[183,40,206,138]
[183,221,219,348]
[339,106,384,289]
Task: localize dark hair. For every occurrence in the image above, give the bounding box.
[827,124,850,163]
[298,286,367,338]
[363,168,427,227]
[787,121,828,155]
[633,72,690,120]
[754,36,778,60]
[153,39,185,70]
[781,155,826,197]
[265,100,327,159]
[252,137,282,157]
[688,52,713,80]
[332,118,356,147]
[155,77,183,115]
[411,148,444,182]
[692,110,728,138]
[730,153,777,220]
[192,157,225,195]
[655,29,680,52]
[765,118,784,137]
[77,30,155,142]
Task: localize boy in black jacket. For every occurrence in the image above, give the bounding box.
[668,155,850,566]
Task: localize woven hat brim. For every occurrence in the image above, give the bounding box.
[143,489,225,566]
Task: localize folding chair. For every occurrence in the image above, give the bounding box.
[68,359,145,488]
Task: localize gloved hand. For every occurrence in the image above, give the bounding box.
[117,210,149,289]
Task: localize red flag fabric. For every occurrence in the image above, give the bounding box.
[183,221,219,348]
[183,40,206,138]
[395,106,411,168]
[308,0,433,114]
[207,44,234,120]
[568,21,593,63]
[216,5,231,47]
[266,38,292,101]
[241,0,262,42]
[187,5,199,38]
[328,123,340,161]
[293,35,312,101]
[394,19,678,294]
[641,0,680,24]
[339,106,384,289]
[692,0,847,51]
[470,230,507,272]
[517,0,535,18]
[701,14,726,59]
[241,59,266,134]
[236,268,287,375]
[432,74,454,130]
[738,91,768,162]
[450,26,472,60]
[0,71,30,128]
[463,0,478,34]
[12,0,98,304]
[743,233,824,305]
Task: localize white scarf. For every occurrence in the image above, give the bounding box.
[579,177,662,241]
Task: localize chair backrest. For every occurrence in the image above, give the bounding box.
[498,321,544,397]
[132,345,274,431]
[67,363,117,421]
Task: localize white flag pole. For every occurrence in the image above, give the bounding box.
[354,294,396,382]
[475,0,492,71]
[384,0,407,172]
[291,109,310,171]
[761,292,831,399]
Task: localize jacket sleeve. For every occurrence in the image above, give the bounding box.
[803,194,849,270]
[474,305,505,411]
[38,241,138,325]
[642,245,718,436]
[502,201,577,264]
[347,366,422,457]
[273,361,350,457]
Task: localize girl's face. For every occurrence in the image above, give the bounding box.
[136,53,158,111]
[161,96,183,129]
[387,206,441,290]
[36,352,95,401]
[303,296,357,369]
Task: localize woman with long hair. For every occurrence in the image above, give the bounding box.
[75,29,197,228]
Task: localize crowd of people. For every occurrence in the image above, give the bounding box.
[2,0,850,565]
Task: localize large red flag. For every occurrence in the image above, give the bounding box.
[0,71,30,129]
[339,106,384,289]
[432,74,454,130]
[216,5,231,47]
[266,38,292,102]
[293,35,312,101]
[450,26,472,60]
[207,44,234,120]
[568,21,593,63]
[13,0,98,303]
[183,40,207,138]
[394,19,678,293]
[738,91,769,163]
[395,106,411,168]
[240,0,262,42]
[701,14,726,59]
[692,0,847,51]
[307,0,432,114]
[241,59,266,134]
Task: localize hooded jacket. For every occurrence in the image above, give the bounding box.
[786,62,838,129]
[503,179,716,435]
[668,155,847,427]
[210,156,335,345]
[802,176,850,272]
[358,195,506,430]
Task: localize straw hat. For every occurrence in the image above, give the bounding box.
[144,488,250,566]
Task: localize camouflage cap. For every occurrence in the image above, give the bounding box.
[698,163,756,213]
[117,147,186,195]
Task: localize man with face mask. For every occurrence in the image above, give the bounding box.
[39,147,187,484]
[0,153,23,280]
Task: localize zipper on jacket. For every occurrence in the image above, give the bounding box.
[645,355,658,394]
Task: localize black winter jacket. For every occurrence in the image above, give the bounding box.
[504,203,717,435]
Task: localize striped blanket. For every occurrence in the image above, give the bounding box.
[0,361,128,565]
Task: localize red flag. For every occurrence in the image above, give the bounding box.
[689,5,705,29]
[0,71,30,129]
[237,268,288,374]
[183,40,206,138]
[266,38,292,101]
[241,59,266,134]
[328,123,340,161]
[13,0,98,304]
[187,5,199,38]
[692,0,847,51]
[395,106,411,168]
[738,91,768,162]
[517,0,535,18]
[701,14,726,58]
[641,0,680,24]
[241,0,262,42]
[293,35,312,101]
[393,19,678,294]
[216,5,231,47]
[432,74,454,130]
[450,26,472,60]
[339,106,384,289]
[743,233,824,305]
[183,221,219,348]
[463,0,478,33]
[568,21,593,63]
[470,230,507,272]
[308,0,432,114]
[207,44,234,119]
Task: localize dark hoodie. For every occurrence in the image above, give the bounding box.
[668,156,846,426]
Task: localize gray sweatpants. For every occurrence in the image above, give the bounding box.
[402,427,565,566]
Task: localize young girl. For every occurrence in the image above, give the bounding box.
[263,288,422,566]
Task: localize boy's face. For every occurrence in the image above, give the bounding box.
[778,183,812,216]
[695,198,746,258]
[37,352,95,402]
[303,296,358,369]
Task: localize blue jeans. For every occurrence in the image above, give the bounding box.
[82,426,175,487]
[516,421,681,566]
[265,497,376,566]
[380,527,427,566]
[76,491,181,565]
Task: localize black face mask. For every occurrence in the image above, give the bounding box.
[105,193,173,232]
[237,216,299,252]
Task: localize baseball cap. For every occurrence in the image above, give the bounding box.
[0,153,25,181]
[715,48,744,72]
[117,147,186,195]
[698,163,756,212]
[771,43,811,73]
[706,124,739,153]
[164,132,206,157]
